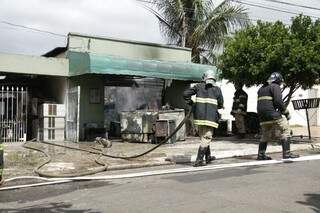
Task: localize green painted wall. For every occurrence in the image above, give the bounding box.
[68,33,191,62]
[68,74,105,140]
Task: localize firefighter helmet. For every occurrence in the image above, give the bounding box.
[202,69,216,85]
[267,72,284,84]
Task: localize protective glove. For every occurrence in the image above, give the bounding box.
[186,100,193,106]
[283,110,291,120]
[285,113,291,120]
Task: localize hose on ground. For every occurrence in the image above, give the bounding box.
[22,140,108,178]
[20,108,192,178]
[39,108,192,160]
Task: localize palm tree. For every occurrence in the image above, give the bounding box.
[140,0,248,64]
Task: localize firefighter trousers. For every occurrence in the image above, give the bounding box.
[198,125,213,147]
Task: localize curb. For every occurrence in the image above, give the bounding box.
[166,143,316,164]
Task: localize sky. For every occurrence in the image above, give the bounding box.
[0,0,320,56]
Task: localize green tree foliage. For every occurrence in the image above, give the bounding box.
[143,0,248,63]
[219,15,320,104]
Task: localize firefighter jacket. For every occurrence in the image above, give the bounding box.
[231,89,248,115]
[183,82,224,128]
[257,82,286,125]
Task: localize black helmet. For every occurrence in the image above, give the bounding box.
[267,72,284,84]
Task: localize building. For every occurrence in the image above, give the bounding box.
[0,32,215,142]
[0,32,319,142]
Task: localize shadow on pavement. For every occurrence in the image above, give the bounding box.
[163,166,266,183]
[0,202,100,213]
[296,193,320,213]
[0,181,112,203]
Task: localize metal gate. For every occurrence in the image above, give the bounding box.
[0,86,28,142]
[66,86,80,142]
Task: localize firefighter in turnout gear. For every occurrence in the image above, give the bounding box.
[231,83,248,139]
[257,72,299,160]
[183,69,224,167]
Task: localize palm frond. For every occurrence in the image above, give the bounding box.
[142,0,249,64]
[191,2,248,49]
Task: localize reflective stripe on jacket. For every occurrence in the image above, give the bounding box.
[257,83,285,125]
[183,82,224,128]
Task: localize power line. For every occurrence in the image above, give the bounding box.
[0,20,66,38]
[136,0,319,23]
[233,0,320,19]
[137,0,320,17]
[260,0,320,11]
[136,0,242,14]
[137,0,267,22]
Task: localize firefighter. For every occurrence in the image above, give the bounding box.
[257,72,299,160]
[183,69,224,167]
[231,82,248,139]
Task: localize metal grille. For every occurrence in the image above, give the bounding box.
[66,86,80,142]
[0,86,28,142]
[291,98,320,140]
[292,98,320,110]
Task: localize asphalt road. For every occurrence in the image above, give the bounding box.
[0,157,319,213]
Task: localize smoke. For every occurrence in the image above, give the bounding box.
[104,78,163,130]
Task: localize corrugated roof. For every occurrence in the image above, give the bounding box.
[67,51,219,81]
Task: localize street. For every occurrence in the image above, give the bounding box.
[0,156,319,213]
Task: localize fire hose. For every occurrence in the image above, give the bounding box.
[22,140,108,178]
[18,107,193,178]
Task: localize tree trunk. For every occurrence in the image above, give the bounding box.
[181,16,187,47]
[283,85,299,109]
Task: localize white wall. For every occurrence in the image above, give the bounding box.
[217,80,259,122]
[216,80,320,127]
[0,53,68,76]
[68,33,191,62]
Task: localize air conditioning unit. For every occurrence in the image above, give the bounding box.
[39,103,65,117]
[38,128,64,141]
[37,103,65,141]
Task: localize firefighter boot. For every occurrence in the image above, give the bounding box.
[193,146,206,167]
[257,142,272,160]
[282,138,299,159]
[205,146,216,164]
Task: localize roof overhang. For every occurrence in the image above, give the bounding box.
[67,51,219,81]
[0,53,69,77]
[43,47,67,57]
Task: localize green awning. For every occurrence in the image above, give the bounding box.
[67,51,220,81]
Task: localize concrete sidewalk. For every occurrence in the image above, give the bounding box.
[2,126,320,181]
